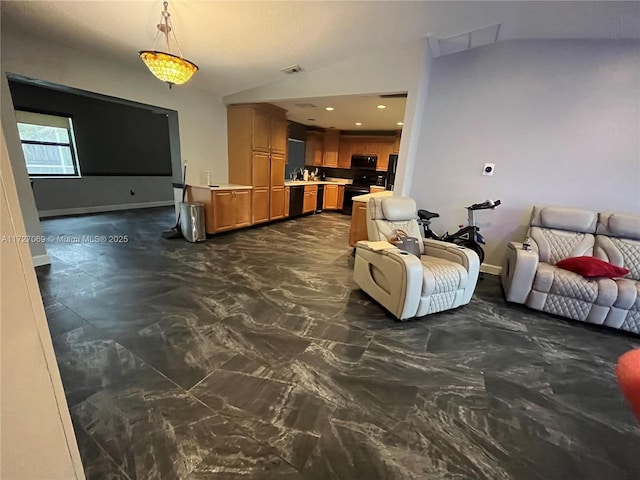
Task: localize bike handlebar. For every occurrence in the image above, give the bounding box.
[467,199,502,210]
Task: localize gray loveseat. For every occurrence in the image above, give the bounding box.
[501,206,640,334]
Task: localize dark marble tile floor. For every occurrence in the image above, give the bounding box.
[36,207,640,480]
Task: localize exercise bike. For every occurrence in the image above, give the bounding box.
[417,199,502,264]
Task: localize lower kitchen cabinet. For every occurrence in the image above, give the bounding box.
[338,185,345,210]
[323,184,339,209]
[270,186,285,220]
[285,186,290,217]
[252,188,270,224]
[188,187,252,234]
[303,185,318,213]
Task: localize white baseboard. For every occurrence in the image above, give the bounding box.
[32,254,51,267]
[38,200,174,218]
[480,263,502,275]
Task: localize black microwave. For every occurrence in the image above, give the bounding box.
[351,155,377,170]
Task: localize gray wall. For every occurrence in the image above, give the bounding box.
[410,39,640,270]
[9,79,175,216]
[33,176,173,216]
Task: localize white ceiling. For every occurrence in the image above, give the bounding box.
[0,0,640,130]
[2,1,639,99]
[273,94,407,131]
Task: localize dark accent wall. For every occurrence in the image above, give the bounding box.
[8,80,172,176]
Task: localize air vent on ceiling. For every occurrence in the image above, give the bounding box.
[379,93,408,99]
[295,103,317,109]
[281,64,304,74]
[428,24,501,58]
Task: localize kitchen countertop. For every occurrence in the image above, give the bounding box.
[189,184,253,190]
[352,191,394,202]
[284,180,350,187]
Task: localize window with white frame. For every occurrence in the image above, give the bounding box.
[16,111,81,177]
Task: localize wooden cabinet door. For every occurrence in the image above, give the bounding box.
[253,109,271,152]
[365,142,379,156]
[303,187,317,213]
[376,142,393,171]
[252,188,270,224]
[323,133,339,167]
[270,154,285,187]
[324,185,339,209]
[349,201,369,247]
[284,186,290,217]
[234,190,252,228]
[270,116,287,155]
[337,185,344,210]
[252,152,270,188]
[338,139,353,168]
[305,132,323,166]
[270,186,285,220]
[393,132,401,153]
[351,140,367,155]
[369,186,386,193]
[213,191,235,232]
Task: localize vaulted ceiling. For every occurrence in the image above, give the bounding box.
[3,1,638,98]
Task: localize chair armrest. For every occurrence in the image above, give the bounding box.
[422,239,480,273]
[500,241,539,304]
[354,241,423,320]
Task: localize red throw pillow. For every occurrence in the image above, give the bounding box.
[556,256,630,278]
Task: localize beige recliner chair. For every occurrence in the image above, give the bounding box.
[353,196,480,320]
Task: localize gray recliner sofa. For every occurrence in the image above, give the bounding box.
[501,206,640,334]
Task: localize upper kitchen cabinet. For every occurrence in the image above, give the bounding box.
[376,141,394,172]
[338,139,353,168]
[305,131,324,166]
[271,116,288,155]
[322,131,340,167]
[393,131,401,153]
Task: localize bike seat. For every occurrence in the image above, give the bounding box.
[417,209,440,221]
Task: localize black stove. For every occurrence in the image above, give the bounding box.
[342,172,386,215]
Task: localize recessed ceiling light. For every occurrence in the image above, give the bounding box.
[355,122,362,126]
[325,107,334,111]
[397,122,404,126]
[377,105,386,109]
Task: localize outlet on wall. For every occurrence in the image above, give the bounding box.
[482,163,495,176]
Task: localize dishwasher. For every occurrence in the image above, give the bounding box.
[289,186,304,217]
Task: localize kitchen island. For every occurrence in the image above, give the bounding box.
[348,190,394,246]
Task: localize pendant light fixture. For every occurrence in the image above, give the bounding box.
[139,1,198,88]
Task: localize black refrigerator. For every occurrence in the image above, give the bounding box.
[386,154,398,190]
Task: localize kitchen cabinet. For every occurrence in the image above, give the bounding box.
[324,184,339,209]
[369,186,386,193]
[188,186,252,234]
[349,200,369,247]
[376,141,393,172]
[228,103,288,225]
[270,186,285,220]
[270,153,285,220]
[393,131,401,153]
[284,186,290,217]
[337,185,345,210]
[323,184,339,210]
[338,139,353,168]
[252,189,270,224]
[305,131,324,167]
[303,185,318,214]
[322,132,340,167]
